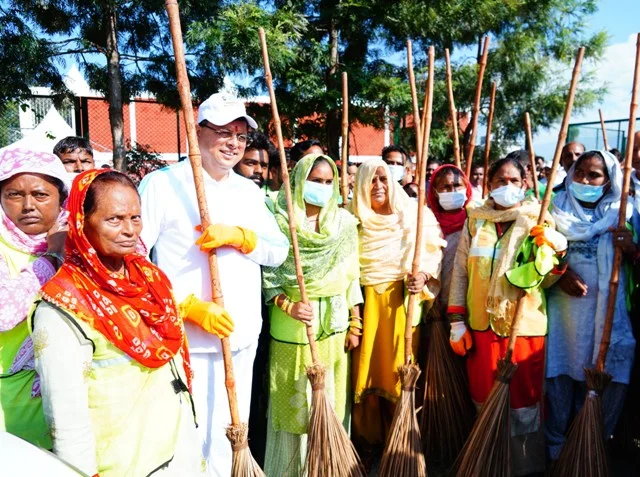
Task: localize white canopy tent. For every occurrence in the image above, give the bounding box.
[0,107,75,155]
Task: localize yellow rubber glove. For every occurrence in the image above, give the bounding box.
[195,224,257,254]
[178,294,234,338]
[449,320,473,356]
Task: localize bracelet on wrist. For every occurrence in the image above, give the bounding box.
[349,319,363,330]
[348,326,363,337]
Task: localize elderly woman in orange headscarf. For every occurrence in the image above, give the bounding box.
[30,170,230,476]
[348,158,446,454]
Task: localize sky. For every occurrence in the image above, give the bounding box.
[532,0,640,159]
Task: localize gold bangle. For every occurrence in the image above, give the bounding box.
[349,326,363,337]
[348,315,362,321]
[349,320,363,330]
[285,300,294,316]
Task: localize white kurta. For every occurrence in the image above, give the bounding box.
[139,162,289,476]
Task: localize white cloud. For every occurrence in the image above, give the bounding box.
[533,34,638,159]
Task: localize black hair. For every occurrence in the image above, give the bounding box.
[574,150,610,181]
[432,166,462,189]
[609,148,622,161]
[290,139,323,164]
[504,150,530,168]
[0,175,67,206]
[426,157,442,166]
[246,131,275,155]
[83,171,139,215]
[53,136,93,157]
[470,163,484,172]
[488,157,526,183]
[309,155,333,174]
[381,144,409,164]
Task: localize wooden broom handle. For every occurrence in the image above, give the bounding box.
[524,112,540,201]
[444,48,462,169]
[340,72,349,205]
[599,109,610,151]
[259,28,321,365]
[481,82,497,198]
[465,36,490,177]
[407,41,423,184]
[405,46,434,364]
[504,47,585,361]
[165,0,241,425]
[595,33,640,372]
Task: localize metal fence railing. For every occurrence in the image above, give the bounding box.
[568,117,640,153]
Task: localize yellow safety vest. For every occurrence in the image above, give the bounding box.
[467,218,547,337]
[31,302,196,477]
[0,236,51,448]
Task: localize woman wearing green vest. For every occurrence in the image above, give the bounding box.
[32,169,215,476]
[0,148,69,448]
[262,154,362,475]
[447,157,567,475]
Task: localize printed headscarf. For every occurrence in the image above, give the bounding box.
[349,158,445,286]
[262,154,359,301]
[40,169,192,386]
[426,164,473,236]
[0,148,70,254]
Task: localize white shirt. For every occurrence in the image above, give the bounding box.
[139,161,289,353]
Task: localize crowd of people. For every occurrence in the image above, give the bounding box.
[1,91,639,476]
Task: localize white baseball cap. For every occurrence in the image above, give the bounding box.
[197,92,258,129]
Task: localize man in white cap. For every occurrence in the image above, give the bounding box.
[138,93,289,476]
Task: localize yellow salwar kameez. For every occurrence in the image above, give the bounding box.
[348,159,446,449]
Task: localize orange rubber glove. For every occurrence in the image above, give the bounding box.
[195,224,257,254]
[530,225,567,252]
[178,294,234,338]
[449,320,473,356]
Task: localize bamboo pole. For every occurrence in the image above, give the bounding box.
[445,48,462,169]
[465,36,490,177]
[420,73,429,145]
[596,34,639,371]
[340,72,349,205]
[599,109,610,151]
[164,2,263,474]
[481,82,497,198]
[524,112,540,200]
[407,40,423,185]
[537,47,585,223]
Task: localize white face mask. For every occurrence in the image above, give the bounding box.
[388,165,405,182]
[490,184,525,208]
[437,190,467,211]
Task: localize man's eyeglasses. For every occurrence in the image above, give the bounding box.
[201,123,252,146]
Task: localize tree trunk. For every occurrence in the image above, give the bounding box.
[325,16,341,160]
[105,5,126,171]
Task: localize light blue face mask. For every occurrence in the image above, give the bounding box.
[570,181,607,203]
[388,165,405,182]
[490,184,525,208]
[303,180,334,207]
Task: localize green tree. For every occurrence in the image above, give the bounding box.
[188,0,607,161]
[3,0,223,170]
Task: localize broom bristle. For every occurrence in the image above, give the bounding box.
[551,367,612,477]
[421,313,476,467]
[226,423,265,477]
[379,363,427,477]
[305,363,365,477]
[453,358,517,477]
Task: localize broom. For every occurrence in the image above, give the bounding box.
[420,302,476,468]
[444,48,462,170]
[340,72,350,205]
[465,36,490,177]
[164,2,264,475]
[258,28,365,477]
[453,46,585,477]
[599,109,611,151]
[378,44,435,477]
[481,82,497,198]
[551,32,640,477]
[524,112,540,201]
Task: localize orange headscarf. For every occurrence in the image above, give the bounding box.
[40,169,192,387]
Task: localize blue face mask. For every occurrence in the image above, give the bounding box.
[303,180,333,207]
[570,181,607,203]
[490,184,525,208]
